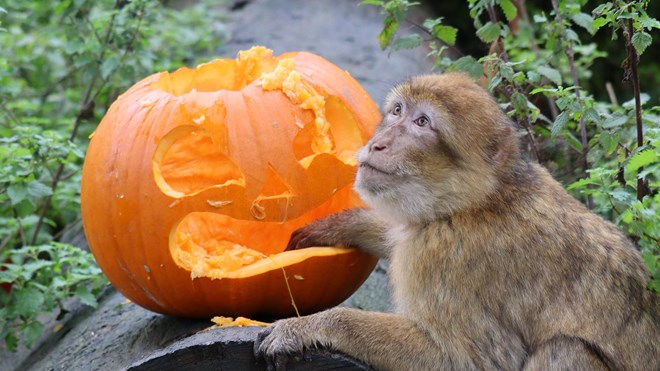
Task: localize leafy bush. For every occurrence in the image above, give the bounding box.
[0,0,228,351]
[364,0,659,291]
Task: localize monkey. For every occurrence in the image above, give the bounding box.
[253,73,659,370]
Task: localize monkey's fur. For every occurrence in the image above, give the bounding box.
[254,73,659,370]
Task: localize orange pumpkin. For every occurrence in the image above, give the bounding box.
[81,47,380,318]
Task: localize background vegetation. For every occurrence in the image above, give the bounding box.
[0,0,227,351]
[1,0,658,353]
[366,0,659,291]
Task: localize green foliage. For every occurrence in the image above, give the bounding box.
[0,0,227,351]
[0,244,106,351]
[364,0,659,291]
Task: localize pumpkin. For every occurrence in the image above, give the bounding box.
[81,46,380,318]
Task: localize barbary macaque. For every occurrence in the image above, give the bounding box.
[254,73,659,370]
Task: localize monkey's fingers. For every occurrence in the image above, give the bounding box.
[253,326,293,371]
[285,228,318,251]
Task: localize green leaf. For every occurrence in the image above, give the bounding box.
[379,15,400,50]
[27,181,53,200]
[449,56,483,79]
[570,13,594,34]
[360,0,384,5]
[15,287,45,316]
[537,65,562,85]
[563,131,582,152]
[602,114,629,128]
[584,108,600,123]
[510,92,527,113]
[551,111,570,137]
[622,93,650,109]
[592,17,609,31]
[567,178,596,191]
[390,34,424,50]
[434,25,457,46]
[23,320,44,348]
[599,131,619,155]
[75,285,98,307]
[526,70,540,83]
[487,74,502,92]
[4,332,18,352]
[476,21,500,43]
[639,14,660,30]
[499,0,517,22]
[631,32,652,55]
[609,189,633,202]
[100,54,120,80]
[533,13,547,23]
[499,64,514,81]
[626,150,658,174]
[7,183,28,205]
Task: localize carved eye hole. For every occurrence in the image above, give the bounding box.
[392,103,402,116]
[414,115,429,127]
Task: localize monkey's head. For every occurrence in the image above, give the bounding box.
[355,73,520,223]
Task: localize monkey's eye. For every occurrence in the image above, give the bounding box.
[414,116,429,127]
[392,103,402,116]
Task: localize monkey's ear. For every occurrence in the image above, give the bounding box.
[490,124,516,168]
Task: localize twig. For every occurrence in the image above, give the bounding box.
[605,82,619,106]
[551,0,593,209]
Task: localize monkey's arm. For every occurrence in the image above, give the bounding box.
[286,208,392,259]
[254,307,472,370]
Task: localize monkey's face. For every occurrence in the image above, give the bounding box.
[355,74,513,223]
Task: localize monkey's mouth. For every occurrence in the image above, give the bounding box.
[359,162,393,176]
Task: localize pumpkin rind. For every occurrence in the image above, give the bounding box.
[81,47,380,317]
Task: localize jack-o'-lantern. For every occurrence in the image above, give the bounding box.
[81,47,380,318]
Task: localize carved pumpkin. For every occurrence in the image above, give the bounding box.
[81,47,380,318]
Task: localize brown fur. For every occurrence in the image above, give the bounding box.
[254,73,660,370]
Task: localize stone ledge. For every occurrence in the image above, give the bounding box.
[128,326,369,371]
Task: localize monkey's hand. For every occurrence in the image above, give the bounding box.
[286,220,338,251]
[253,316,321,370]
[285,209,391,259]
[254,307,448,370]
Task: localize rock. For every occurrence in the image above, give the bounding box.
[127,326,369,371]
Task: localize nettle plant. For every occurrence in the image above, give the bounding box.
[364,0,659,291]
[0,0,227,351]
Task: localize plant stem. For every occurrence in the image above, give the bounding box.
[550,0,593,209]
[623,18,647,201]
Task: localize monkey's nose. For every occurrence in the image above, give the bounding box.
[370,142,387,152]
